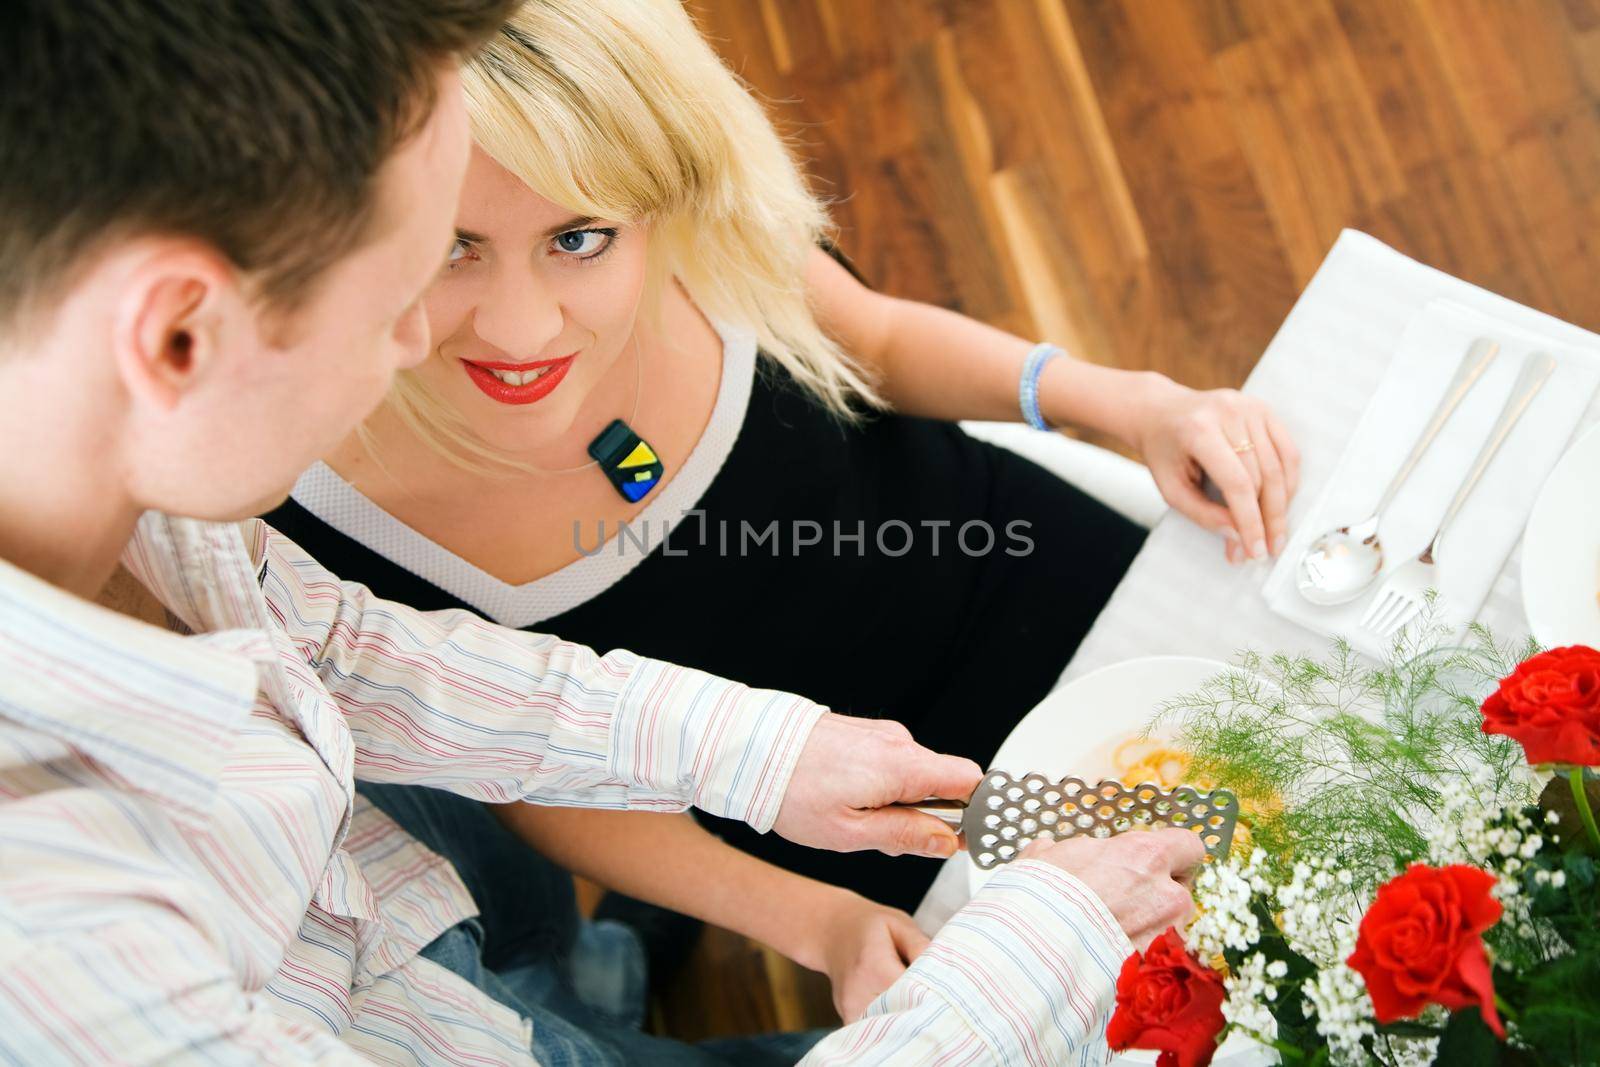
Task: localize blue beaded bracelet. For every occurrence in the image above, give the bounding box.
[1019,342,1063,431]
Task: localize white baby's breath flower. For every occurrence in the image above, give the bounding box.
[1375,1033,1441,1067]
[1274,855,1354,965]
[1302,962,1374,1067]
[1220,952,1279,1043]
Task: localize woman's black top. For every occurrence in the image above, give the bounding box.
[264,359,1143,912]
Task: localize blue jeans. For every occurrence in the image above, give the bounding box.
[359,783,827,1066]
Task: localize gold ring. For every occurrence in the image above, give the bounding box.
[1232,439,1255,454]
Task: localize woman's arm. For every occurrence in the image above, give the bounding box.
[806,246,1147,437]
[491,803,928,1022]
[805,248,1301,562]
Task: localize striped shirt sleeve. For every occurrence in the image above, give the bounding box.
[799,861,1131,1066]
[259,526,823,832]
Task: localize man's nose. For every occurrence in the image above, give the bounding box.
[395,300,431,370]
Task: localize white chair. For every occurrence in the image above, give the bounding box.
[958,421,1168,529]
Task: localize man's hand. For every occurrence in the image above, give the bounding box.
[773,712,981,859]
[1022,828,1205,950]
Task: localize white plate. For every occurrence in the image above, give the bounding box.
[968,655,1277,1067]
[1522,421,1600,649]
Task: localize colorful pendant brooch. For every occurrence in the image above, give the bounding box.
[588,418,664,503]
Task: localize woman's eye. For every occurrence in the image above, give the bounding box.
[553,229,612,257]
[446,238,476,267]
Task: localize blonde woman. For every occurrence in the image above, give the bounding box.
[265,0,1296,1000]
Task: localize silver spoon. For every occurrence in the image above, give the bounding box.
[1296,336,1500,606]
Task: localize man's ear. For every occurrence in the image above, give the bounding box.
[111,244,236,411]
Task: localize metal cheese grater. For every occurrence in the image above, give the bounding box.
[917,770,1240,869]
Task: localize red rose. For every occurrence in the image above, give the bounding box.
[1347,864,1504,1039]
[1106,927,1226,1067]
[1480,645,1600,766]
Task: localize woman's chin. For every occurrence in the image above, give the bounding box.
[476,406,583,458]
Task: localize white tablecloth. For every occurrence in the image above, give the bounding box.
[915,228,1600,932]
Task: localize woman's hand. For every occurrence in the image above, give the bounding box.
[801,890,930,1023]
[1129,375,1301,563]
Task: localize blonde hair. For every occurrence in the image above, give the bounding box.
[385,0,883,471]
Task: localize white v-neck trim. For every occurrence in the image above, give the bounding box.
[288,321,758,628]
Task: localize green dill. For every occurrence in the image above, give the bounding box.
[1154,616,1540,897]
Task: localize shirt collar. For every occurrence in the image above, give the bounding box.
[0,519,267,822]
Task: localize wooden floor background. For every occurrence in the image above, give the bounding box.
[650,0,1600,1041]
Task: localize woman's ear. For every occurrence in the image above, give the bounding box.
[111,243,235,412]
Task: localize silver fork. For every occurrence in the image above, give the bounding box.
[1361,352,1558,640]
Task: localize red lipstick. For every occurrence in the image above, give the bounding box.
[461,354,576,405]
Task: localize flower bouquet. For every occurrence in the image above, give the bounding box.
[1106,630,1600,1067]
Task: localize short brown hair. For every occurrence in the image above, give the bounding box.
[0,0,518,333]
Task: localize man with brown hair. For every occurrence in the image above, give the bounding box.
[0,2,1201,1063]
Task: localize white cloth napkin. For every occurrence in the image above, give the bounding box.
[1262,298,1600,659]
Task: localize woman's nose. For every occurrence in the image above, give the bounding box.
[471,271,564,358]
